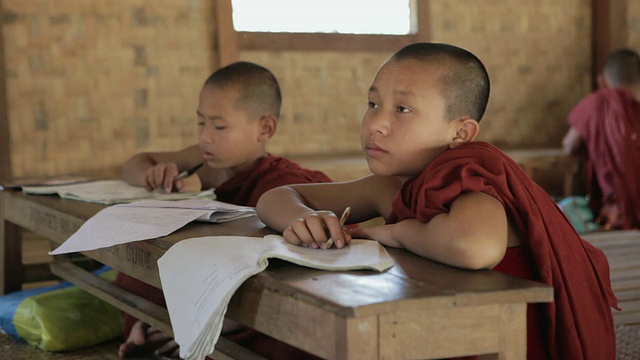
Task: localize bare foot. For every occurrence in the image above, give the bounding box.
[118,320,179,358]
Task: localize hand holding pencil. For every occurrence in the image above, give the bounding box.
[148,162,203,193]
[324,207,351,249]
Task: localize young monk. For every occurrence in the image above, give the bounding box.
[256,43,618,360]
[117,61,329,359]
[562,48,640,230]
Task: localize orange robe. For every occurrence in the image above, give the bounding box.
[386,142,618,360]
[115,154,329,360]
[568,88,640,229]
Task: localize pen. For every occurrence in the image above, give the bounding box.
[174,163,204,182]
[325,206,351,249]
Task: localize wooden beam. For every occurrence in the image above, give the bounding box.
[214,0,239,68]
[0,2,12,183]
[415,0,431,42]
[238,32,421,52]
[592,0,628,89]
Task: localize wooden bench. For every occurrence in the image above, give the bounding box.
[582,230,640,359]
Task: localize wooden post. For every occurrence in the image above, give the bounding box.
[213,0,238,70]
[592,0,628,89]
[0,1,12,184]
[414,0,431,42]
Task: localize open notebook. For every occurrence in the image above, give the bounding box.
[22,179,215,205]
[158,235,394,360]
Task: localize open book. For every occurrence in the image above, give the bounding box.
[22,179,215,205]
[158,235,394,360]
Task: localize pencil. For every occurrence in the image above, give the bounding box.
[325,207,351,249]
[174,163,204,181]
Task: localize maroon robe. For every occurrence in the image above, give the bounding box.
[568,88,640,229]
[386,142,618,360]
[115,154,329,360]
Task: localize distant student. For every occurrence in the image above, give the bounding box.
[257,43,618,360]
[562,48,640,230]
[117,61,330,359]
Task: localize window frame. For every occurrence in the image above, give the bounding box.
[215,0,430,61]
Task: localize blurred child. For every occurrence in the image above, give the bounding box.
[117,61,329,359]
[563,48,640,230]
[257,43,618,360]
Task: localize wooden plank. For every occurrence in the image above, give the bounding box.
[378,303,526,359]
[50,261,174,335]
[0,1,11,184]
[238,32,421,52]
[0,192,22,294]
[333,316,378,360]
[414,0,431,41]
[214,0,238,68]
[592,0,629,89]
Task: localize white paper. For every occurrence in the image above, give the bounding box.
[49,199,257,255]
[49,206,210,255]
[125,199,256,223]
[158,235,394,360]
[22,180,216,205]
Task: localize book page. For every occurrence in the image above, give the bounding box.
[48,199,258,255]
[259,234,395,272]
[157,235,394,360]
[49,206,210,255]
[158,236,266,360]
[22,180,215,204]
[120,199,256,223]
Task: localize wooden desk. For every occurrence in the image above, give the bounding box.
[1,190,553,360]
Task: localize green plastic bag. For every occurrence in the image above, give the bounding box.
[12,269,123,352]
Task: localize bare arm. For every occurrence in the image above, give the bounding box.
[122,144,202,192]
[352,192,509,270]
[256,175,401,249]
[562,127,584,155]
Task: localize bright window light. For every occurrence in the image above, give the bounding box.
[231,0,413,35]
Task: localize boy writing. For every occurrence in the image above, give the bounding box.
[117,61,329,359]
[562,48,640,230]
[257,43,618,359]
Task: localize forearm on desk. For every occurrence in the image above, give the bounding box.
[256,186,316,232]
[122,153,156,187]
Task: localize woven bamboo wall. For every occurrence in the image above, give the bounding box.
[1,0,636,180]
[242,51,386,157]
[2,0,215,179]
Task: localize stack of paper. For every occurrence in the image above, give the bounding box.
[126,199,256,223]
[49,199,256,255]
[22,180,215,205]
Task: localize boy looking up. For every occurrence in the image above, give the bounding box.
[257,43,618,360]
[117,61,329,359]
[562,48,640,230]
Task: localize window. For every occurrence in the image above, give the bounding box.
[225,0,428,52]
[231,0,413,35]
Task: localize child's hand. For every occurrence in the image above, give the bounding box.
[283,211,352,249]
[348,224,399,247]
[144,163,183,193]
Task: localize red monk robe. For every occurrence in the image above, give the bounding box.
[115,154,329,360]
[568,88,640,229]
[386,142,618,360]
